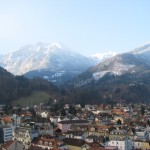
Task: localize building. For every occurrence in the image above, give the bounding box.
[63,138,86,150]
[0,127,12,143]
[12,114,22,127]
[107,140,132,150]
[31,135,67,150]
[111,108,125,115]
[14,126,38,149]
[58,120,89,133]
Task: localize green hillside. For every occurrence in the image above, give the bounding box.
[12,91,51,107]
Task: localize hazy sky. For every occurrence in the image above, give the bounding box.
[0,0,150,56]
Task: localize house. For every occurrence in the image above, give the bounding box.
[12,114,22,127]
[99,120,111,126]
[109,129,134,140]
[50,116,69,127]
[1,116,12,127]
[0,126,12,143]
[14,126,39,149]
[63,138,85,150]
[135,129,149,141]
[41,111,49,118]
[64,130,85,140]
[87,125,110,137]
[31,135,67,150]
[34,121,53,136]
[63,138,117,150]
[111,108,125,115]
[38,123,53,136]
[106,139,132,150]
[58,120,89,133]
[141,141,150,150]
[64,125,110,144]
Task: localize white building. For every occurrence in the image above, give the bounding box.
[132,141,141,149]
[107,140,132,150]
[14,127,38,149]
[41,111,49,118]
[2,127,13,142]
[135,129,149,141]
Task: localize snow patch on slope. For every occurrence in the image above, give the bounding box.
[93,64,135,80]
[131,43,150,66]
[0,42,95,75]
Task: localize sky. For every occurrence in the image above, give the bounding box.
[0,0,150,56]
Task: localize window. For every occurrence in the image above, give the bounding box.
[49,142,52,146]
[39,141,43,145]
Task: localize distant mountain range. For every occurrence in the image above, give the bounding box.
[1,42,150,104]
[0,42,116,84]
[72,43,150,86]
[63,43,150,104]
[1,42,150,86]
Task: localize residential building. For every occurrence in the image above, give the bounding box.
[14,126,38,149]
[58,120,89,133]
[0,127,12,143]
[107,140,132,150]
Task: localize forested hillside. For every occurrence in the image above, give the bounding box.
[0,67,60,104]
[65,71,150,104]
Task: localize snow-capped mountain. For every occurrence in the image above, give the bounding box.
[0,42,95,75]
[131,43,150,66]
[92,53,149,80]
[91,51,117,63]
[72,43,150,86]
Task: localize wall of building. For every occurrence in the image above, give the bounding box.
[132,141,142,149]
[3,127,12,142]
[107,140,132,150]
[141,142,150,150]
[66,145,81,150]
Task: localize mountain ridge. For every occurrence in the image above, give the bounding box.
[70,44,150,87]
[0,42,95,75]
[0,42,116,84]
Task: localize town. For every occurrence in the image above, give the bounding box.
[0,100,149,150]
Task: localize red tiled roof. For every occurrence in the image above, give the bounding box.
[96,125,110,129]
[1,116,12,123]
[111,108,125,114]
[32,136,62,147]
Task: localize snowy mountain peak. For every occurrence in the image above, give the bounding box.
[91,51,117,63]
[0,42,96,75]
[51,42,62,49]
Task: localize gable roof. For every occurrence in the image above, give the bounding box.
[63,138,85,147]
